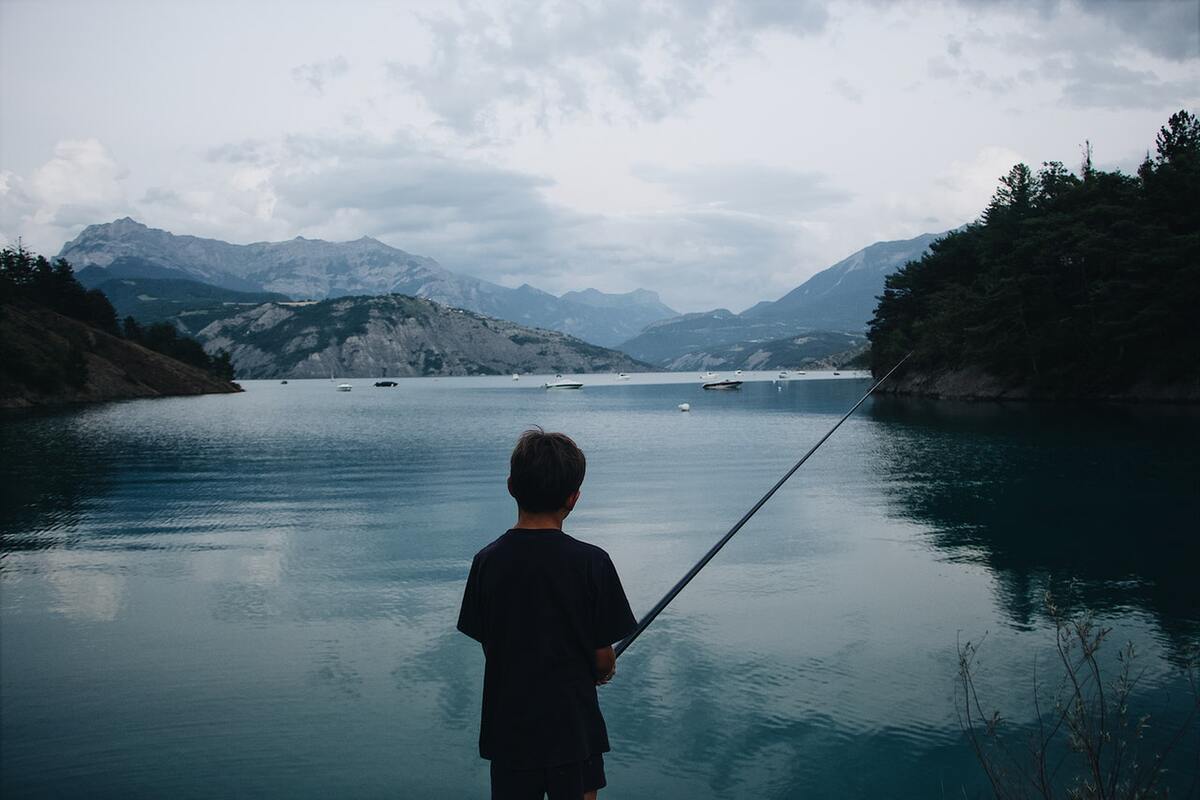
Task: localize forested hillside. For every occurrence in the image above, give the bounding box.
[868,110,1200,401]
[1,247,239,406]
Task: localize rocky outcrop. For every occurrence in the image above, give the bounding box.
[197,294,649,379]
[0,301,241,408]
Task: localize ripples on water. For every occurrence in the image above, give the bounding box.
[2,374,1198,798]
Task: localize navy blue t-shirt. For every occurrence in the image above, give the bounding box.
[457,529,637,769]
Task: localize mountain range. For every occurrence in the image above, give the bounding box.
[617,231,945,366]
[58,218,677,347]
[197,294,648,379]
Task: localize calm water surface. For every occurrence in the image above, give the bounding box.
[2,373,1198,798]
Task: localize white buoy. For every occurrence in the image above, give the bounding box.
[678,403,691,412]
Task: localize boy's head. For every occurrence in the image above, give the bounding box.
[508,428,586,514]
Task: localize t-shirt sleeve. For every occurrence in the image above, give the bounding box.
[457,555,485,643]
[592,554,638,648]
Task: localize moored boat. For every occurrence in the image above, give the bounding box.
[545,374,584,389]
[702,380,742,390]
[337,383,352,392]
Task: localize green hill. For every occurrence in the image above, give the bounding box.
[92,274,289,334]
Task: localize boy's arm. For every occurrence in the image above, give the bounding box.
[594,646,616,686]
[590,554,637,685]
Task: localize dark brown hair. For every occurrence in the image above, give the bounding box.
[508,427,586,513]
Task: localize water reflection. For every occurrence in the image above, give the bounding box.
[0,409,115,555]
[869,397,1200,655]
[3,380,1198,798]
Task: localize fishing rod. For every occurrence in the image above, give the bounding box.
[613,352,912,658]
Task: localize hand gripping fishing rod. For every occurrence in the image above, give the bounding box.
[613,353,912,658]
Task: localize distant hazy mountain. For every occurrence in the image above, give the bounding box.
[560,287,676,317]
[196,294,649,380]
[659,331,867,371]
[58,219,675,346]
[618,231,945,366]
[741,232,946,330]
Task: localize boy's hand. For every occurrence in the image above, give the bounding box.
[596,665,615,686]
[594,646,616,686]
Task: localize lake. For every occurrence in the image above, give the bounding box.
[2,373,1198,798]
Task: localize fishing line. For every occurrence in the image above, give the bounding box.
[614,353,912,658]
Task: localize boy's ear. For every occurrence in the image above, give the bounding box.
[564,490,580,512]
[507,475,516,499]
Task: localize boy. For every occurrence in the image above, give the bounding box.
[458,428,638,800]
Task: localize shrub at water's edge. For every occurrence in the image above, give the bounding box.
[868,110,1200,402]
[1,246,240,407]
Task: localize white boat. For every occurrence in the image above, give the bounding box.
[735,369,743,376]
[702,379,742,390]
[797,371,806,375]
[512,373,520,381]
[545,374,584,390]
[778,371,789,379]
[678,403,691,412]
[703,371,718,380]
[616,372,630,380]
[337,383,352,392]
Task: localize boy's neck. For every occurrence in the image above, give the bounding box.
[514,509,567,531]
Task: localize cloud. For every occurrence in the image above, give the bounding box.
[956,0,1198,61]
[1073,0,1198,61]
[0,139,132,252]
[291,55,349,95]
[388,0,829,134]
[1044,53,1200,110]
[831,77,864,103]
[633,163,852,216]
[196,132,826,310]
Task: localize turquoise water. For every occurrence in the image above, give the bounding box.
[2,374,1197,798]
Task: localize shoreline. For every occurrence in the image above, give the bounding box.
[877,367,1200,405]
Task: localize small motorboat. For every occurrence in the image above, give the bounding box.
[735,369,743,376]
[337,383,352,392]
[545,375,584,389]
[702,371,718,380]
[702,380,742,390]
[512,373,520,381]
[678,403,691,412]
[374,380,398,387]
[778,371,789,379]
[616,372,630,380]
[280,380,288,384]
[833,371,841,376]
[797,371,806,375]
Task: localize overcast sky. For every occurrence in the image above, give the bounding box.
[1,0,1196,312]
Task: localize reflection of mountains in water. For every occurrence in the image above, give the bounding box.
[868,397,1200,656]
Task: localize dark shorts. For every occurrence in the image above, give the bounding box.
[490,754,606,799]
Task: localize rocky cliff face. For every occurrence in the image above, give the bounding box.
[0,301,241,408]
[197,294,649,379]
[59,219,675,346]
